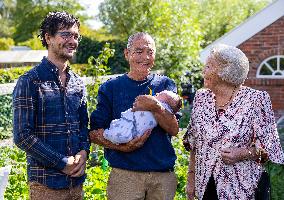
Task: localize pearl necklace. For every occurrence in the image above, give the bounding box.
[216,86,237,109]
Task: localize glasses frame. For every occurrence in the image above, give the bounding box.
[55,31,82,42]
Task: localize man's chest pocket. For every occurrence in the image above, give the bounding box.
[67,93,81,113]
[39,82,64,116]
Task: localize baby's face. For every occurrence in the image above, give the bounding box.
[155,92,170,103]
[155,91,181,113]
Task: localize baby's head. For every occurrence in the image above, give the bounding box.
[155,90,182,114]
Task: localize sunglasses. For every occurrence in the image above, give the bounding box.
[56,31,82,42]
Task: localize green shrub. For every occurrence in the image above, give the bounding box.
[76,37,128,74]
[0,146,28,200]
[0,95,13,139]
[277,128,284,149]
[18,34,45,50]
[0,66,32,84]
[0,38,14,50]
[173,131,189,199]
[1,135,284,199]
[179,105,191,128]
[266,162,284,200]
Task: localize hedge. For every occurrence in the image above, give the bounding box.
[76,37,128,74]
[0,95,13,139]
[0,66,32,84]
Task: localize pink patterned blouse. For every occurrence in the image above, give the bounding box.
[187,86,284,200]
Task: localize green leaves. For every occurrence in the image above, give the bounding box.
[12,0,85,42]
[0,146,28,200]
[0,66,32,84]
[99,0,202,78]
[0,95,12,139]
[85,43,115,113]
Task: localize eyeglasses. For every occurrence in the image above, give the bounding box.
[56,31,82,42]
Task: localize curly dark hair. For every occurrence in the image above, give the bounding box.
[39,11,80,48]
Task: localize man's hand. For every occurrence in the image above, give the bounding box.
[70,150,88,177]
[62,156,76,175]
[220,147,247,165]
[89,129,105,145]
[132,95,161,112]
[118,129,152,152]
[89,129,151,152]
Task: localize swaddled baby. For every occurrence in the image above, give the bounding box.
[103,90,182,144]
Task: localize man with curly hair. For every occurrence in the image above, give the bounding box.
[13,11,89,200]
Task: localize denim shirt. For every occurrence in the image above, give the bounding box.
[13,57,90,189]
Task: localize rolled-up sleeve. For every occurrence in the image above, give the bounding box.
[13,75,66,170]
[253,91,284,164]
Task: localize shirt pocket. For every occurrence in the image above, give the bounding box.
[67,91,82,113]
[40,81,64,123]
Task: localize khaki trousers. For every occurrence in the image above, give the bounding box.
[29,182,83,200]
[107,168,177,200]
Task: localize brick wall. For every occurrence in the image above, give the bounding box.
[238,16,284,121]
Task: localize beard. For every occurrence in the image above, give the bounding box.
[50,42,77,61]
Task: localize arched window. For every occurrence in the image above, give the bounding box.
[256,55,284,78]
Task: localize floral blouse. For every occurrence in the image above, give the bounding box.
[187,86,284,200]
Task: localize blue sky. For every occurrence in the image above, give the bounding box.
[79,0,104,29]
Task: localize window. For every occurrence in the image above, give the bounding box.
[256,55,284,78]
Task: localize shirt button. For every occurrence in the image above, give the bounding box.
[65,112,68,115]
[67,130,70,134]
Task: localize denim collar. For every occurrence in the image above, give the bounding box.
[41,57,71,85]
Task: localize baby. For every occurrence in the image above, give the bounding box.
[103,90,182,144]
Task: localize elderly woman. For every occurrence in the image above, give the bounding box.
[185,44,284,200]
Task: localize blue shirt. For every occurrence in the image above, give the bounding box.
[90,74,177,172]
[13,57,90,189]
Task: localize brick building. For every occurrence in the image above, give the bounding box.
[200,0,284,128]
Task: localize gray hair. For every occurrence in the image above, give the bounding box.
[127,32,155,50]
[210,44,249,86]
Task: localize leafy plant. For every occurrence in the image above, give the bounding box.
[0,66,32,84]
[76,37,128,74]
[0,95,13,139]
[0,37,14,50]
[173,131,190,199]
[0,146,28,200]
[85,42,115,113]
[1,134,284,199]
[18,34,45,50]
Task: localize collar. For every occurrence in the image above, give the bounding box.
[42,57,71,77]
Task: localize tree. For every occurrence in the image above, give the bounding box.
[98,0,270,87]
[196,0,270,47]
[99,0,202,78]
[0,0,16,37]
[12,0,86,42]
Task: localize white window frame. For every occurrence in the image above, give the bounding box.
[256,55,284,79]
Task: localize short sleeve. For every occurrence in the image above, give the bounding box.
[253,91,284,164]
